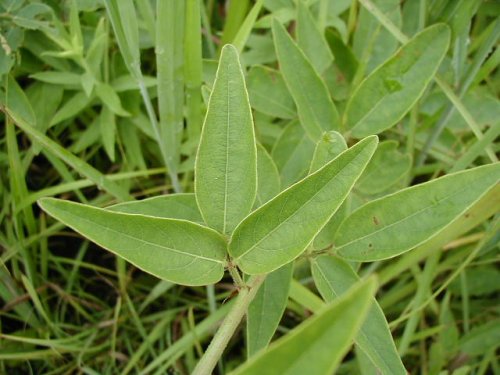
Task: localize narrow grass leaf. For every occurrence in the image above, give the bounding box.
[95,82,130,117]
[157,0,184,180]
[195,44,257,234]
[311,255,407,374]
[107,193,203,224]
[5,107,130,201]
[247,262,293,357]
[184,0,203,140]
[1,75,36,126]
[345,24,450,137]
[233,0,264,52]
[272,19,340,140]
[99,106,116,161]
[230,277,376,375]
[50,91,93,127]
[229,136,378,275]
[336,163,500,261]
[38,198,226,286]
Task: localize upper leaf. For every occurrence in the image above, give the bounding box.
[230,277,376,375]
[336,163,500,261]
[39,198,227,286]
[345,24,451,137]
[229,136,378,275]
[272,19,340,140]
[195,44,257,234]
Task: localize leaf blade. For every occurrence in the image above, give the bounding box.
[39,198,226,286]
[345,24,451,137]
[230,277,377,375]
[311,255,407,374]
[229,136,378,275]
[336,163,500,261]
[247,262,293,357]
[195,44,257,234]
[272,19,340,140]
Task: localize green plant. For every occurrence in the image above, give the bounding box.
[37,40,498,374]
[1,0,499,374]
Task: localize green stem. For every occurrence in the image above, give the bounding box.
[192,275,266,375]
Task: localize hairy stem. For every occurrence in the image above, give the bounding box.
[192,275,266,375]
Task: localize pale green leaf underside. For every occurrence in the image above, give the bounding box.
[272,121,315,188]
[345,24,451,137]
[311,255,407,374]
[247,65,296,119]
[356,140,411,195]
[107,193,203,223]
[230,277,376,375]
[336,163,500,261]
[39,198,226,286]
[229,136,378,275]
[247,263,293,357]
[195,44,257,234]
[256,144,281,206]
[296,1,333,75]
[272,19,340,140]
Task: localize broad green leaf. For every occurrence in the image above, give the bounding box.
[325,29,358,82]
[195,44,257,234]
[356,140,411,195]
[107,193,203,224]
[256,144,281,206]
[229,136,378,275]
[336,163,500,261]
[309,131,347,173]
[309,131,348,250]
[247,262,293,357]
[230,277,376,375]
[272,19,340,140]
[38,198,226,286]
[246,66,296,119]
[345,24,451,138]
[311,255,407,374]
[296,1,333,75]
[353,0,401,72]
[99,106,116,161]
[272,121,315,188]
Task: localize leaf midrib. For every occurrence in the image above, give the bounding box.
[61,208,224,264]
[337,181,483,250]
[234,149,366,260]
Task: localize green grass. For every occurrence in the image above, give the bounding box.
[0,0,499,374]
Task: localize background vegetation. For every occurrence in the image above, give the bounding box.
[0,0,499,374]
